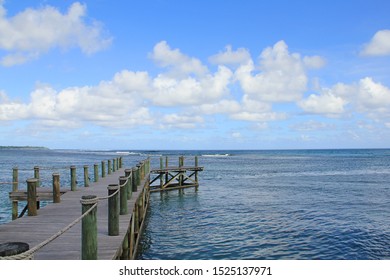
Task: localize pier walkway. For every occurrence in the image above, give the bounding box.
[0,156,202,260]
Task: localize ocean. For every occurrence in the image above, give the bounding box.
[1,148,389,259]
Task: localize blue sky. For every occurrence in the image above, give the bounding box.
[1,0,390,150]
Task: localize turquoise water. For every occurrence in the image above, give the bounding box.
[1,149,390,259]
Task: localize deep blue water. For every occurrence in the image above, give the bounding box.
[1,149,390,259]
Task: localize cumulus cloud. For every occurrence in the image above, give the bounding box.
[197,99,241,115]
[0,2,111,66]
[298,91,347,117]
[299,77,390,120]
[361,29,390,56]
[3,38,389,134]
[303,55,326,69]
[160,114,204,129]
[235,40,310,102]
[209,45,251,66]
[0,70,153,126]
[150,41,208,77]
[355,77,390,119]
[149,65,232,106]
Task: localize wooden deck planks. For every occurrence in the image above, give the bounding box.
[0,168,143,260]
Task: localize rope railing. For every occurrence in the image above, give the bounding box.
[97,173,131,201]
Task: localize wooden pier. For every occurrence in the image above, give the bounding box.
[0,156,202,260]
[149,156,204,192]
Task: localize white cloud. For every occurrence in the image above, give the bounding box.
[231,132,242,138]
[235,40,308,102]
[298,90,347,116]
[0,70,152,126]
[150,41,208,77]
[303,55,326,69]
[231,111,287,122]
[160,113,204,129]
[355,77,390,120]
[299,77,390,121]
[209,45,251,66]
[148,65,232,106]
[361,29,390,56]
[291,120,334,131]
[197,99,241,115]
[0,2,111,66]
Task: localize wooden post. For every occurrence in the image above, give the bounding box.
[34,166,40,186]
[101,161,106,178]
[129,208,135,259]
[119,157,123,169]
[135,164,141,191]
[70,166,77,191]
[94,164,99,182]
[108,160,112,175]
[165,156,169,184]
[132,167,138,192]
[116,157,120,170]
[195,156,199,183]
[179,156,184,186]
[136,165,141,189]
[107,185,119,236]
[12,167,18,220]
[125,169,133,199]
[52,173,60,203]
[81,195,98,260]
[113,159,116,172]
[121,231,129,260]
[119,177,128,215]
[84,165,89,187]
[145,157,150,175]
[27,178,38,216]
[160,156,164,188]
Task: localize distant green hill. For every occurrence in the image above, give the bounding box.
[0,146,49,150]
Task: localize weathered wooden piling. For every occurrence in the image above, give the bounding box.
[133,167,139,192]
[34,166,40,186]
[52,173,60,203]
[108,160,112,175]
[92,163,98,182]
[84,165,89,187]
[125,169,133,199]
[70,166,77,191]
[101,161,106,178]
[160,157,164,188]
[12,167,18,220]
[107,185,119,236]
[179,156,184,186]
[81,195,98,260]
[27,178,38,216]
[195,156,199,184]
[119,176,128,215]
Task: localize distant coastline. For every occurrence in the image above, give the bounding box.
[0,146,49,150]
